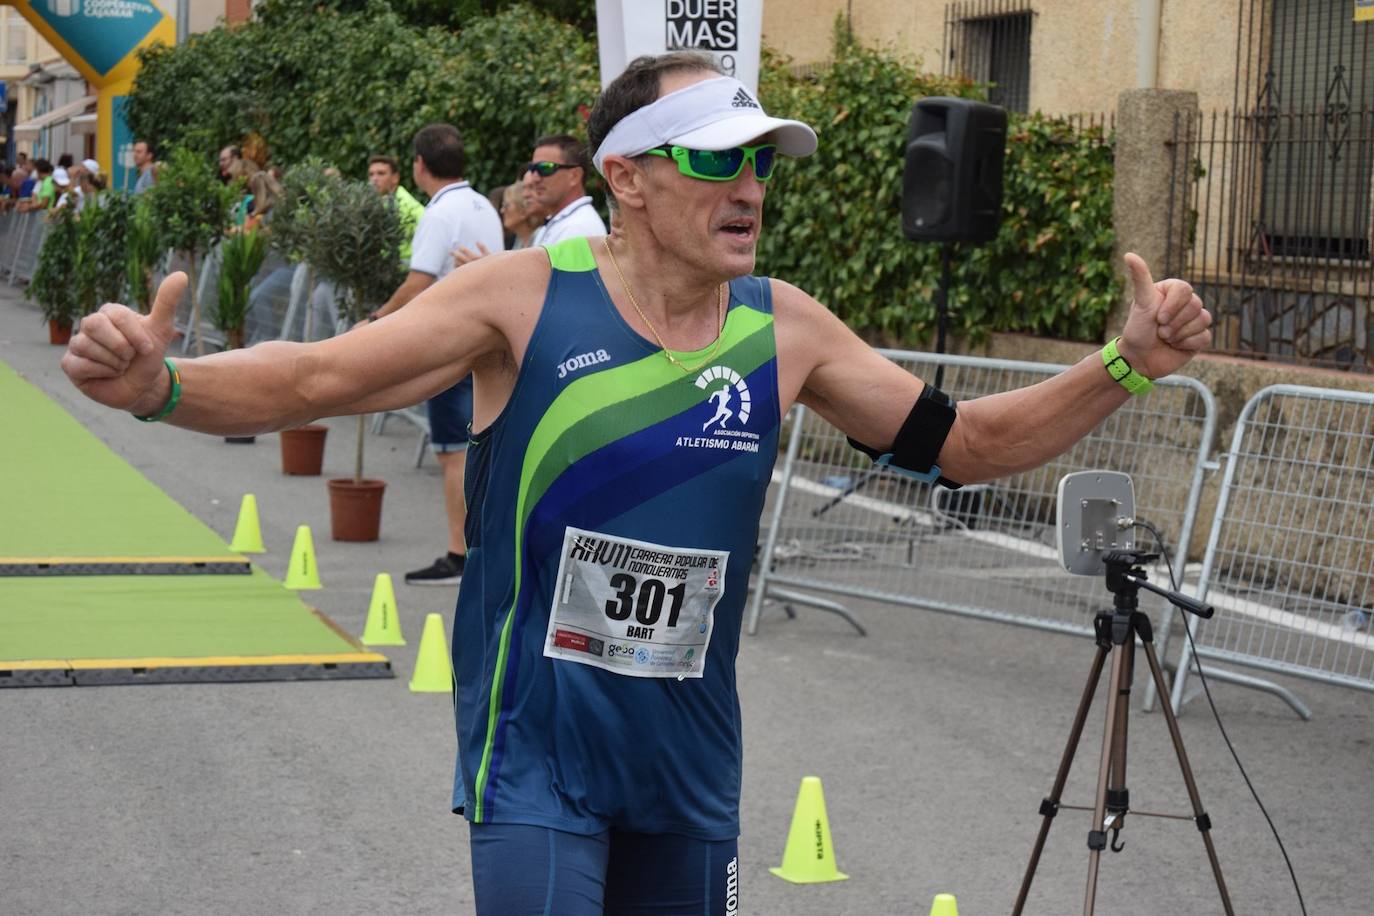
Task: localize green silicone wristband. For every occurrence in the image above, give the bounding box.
[1101,337,1153,395]
[134,358,182,422]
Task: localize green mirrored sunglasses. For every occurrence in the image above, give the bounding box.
[524,160,578,178]
[644,144,778,182]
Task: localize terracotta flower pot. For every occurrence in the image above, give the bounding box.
[327,478,386,542]
[48,319,72,345]
[280,424,328,475]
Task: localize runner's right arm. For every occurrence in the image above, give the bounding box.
[61,251,544,437]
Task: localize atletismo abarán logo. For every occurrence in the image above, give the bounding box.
[696,365,750,432]
[675,366,760,453]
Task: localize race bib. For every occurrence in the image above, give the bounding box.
[544,527,728,678]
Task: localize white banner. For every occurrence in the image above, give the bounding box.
[596,0,763,92]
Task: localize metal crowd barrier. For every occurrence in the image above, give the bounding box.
[13,214,48,284]
[0,210,47,285]
[748,351,1218,679]
[163,247,426,456]
[165,248,343,353]
[1171,385,1374,718]
[0,209,18,274]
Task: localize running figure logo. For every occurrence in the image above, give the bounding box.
[703,384,733,431]
[694,366,751,429]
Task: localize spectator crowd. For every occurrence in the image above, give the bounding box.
[4,124,607,588]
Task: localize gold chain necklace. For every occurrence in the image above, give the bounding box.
[602,238,725,374]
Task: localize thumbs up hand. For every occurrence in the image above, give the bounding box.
[1116,253,1213,381]
[61,273,188,414]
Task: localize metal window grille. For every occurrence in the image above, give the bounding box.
[1164,107,1374,370]
[1259,0,1374,259]
[1164,1,1374,371]
[943,0,1034,113]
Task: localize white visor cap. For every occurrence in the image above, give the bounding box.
[593,76,817,175]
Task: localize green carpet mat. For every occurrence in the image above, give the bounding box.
[0,569,363,660]
[0,360,391,686]
[0,570,392,686]
[0,360,239,562]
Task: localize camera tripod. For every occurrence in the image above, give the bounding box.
[1012,551,1234,916]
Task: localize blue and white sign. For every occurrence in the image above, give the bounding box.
[112,94,136,192]
[30,0,166,77]
[596,0,763,92]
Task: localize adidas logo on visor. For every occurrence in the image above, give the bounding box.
[731,88,760,109]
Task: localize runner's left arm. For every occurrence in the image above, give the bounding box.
[780,254,1212,485]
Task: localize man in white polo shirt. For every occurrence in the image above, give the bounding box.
[367,123,503,586]
[523,134,606,247]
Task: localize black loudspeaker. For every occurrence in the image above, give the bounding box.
[902,98,1007,243]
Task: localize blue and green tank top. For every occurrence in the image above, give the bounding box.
[451,236,781,840]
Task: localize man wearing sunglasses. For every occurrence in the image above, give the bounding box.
[522,134,606,247]
[365,124,503,589]
[64,51,1211,916]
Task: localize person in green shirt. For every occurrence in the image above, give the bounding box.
[367,154,425,264]
[19,159,54,212]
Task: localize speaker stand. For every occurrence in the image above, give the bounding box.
[934,242,954,389]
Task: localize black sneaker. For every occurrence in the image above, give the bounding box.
[405,553,465,586]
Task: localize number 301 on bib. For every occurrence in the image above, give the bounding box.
[544,527,729,678]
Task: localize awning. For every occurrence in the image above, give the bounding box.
[69,113,97,136]
[14,95,98,141]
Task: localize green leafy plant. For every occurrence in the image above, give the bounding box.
[306,177,406,482]
[308,178,406,324]
[126,4,599,194]
[144,146,238,354]
[756,31,1120,345]
[954,113,1119,341]
[215,227,268,347]
[253,0,595,36]
[125,195,164,315]
[267,160,342,341]
[29,208,81,325]
[76,193,135,313]
[268,159,337,264]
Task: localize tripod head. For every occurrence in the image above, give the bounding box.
[1102,549,1214,619]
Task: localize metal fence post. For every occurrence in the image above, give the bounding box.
[748,405,805,635]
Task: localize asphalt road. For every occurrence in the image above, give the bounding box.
[2,292,1369,915]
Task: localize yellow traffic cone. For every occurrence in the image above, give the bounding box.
[409,612,453,693]
[930,893,959,916]
[361,573,405,646]
[229,494,265,553]
[283,525,322,590]
[768,776,849,884]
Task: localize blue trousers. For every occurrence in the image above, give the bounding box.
[469,822,740,915]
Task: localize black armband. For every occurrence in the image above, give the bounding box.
[847,384,961,488]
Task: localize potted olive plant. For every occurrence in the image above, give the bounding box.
[306,176,406,541]
[28,207,81,344]
[144,146,236,355]
[268,161,340,475]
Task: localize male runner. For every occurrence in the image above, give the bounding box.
[61,52,1211,915]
